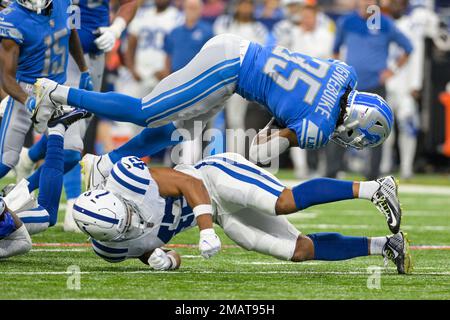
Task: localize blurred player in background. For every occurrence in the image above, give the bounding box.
[274,0,335,178]
[71,153,410,274]
[329,0,413,180]
[381,0,440,179]
[0,108,90,259]
[121,0,181,98]
[13,0,138,232]
[214,0,268,156]
[0,0,91,193]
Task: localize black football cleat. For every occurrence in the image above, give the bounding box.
[372,176,402,233]
[48,108,92,130]
[382,231,413,274]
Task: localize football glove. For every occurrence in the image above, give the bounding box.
[148,248,176,271]
[79,71,94,91]
[199,228,221,259]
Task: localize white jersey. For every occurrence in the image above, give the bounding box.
[213,15,268,44]
[91,157,196,263]
[387,6,439,93]
[127,4,181,80]
[273,20,334,59]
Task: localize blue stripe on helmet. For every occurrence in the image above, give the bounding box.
[110,168,147,195]
[117,161,150,185]
[73,204,119,224]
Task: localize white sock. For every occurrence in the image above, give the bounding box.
[369,237,387,255]
[48,124,66,137]
[51,84,70,105]
[358,181,380,200]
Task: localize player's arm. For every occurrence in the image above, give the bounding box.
[95,0,138,52]
[69,29,93,90]
[139,248,181,270]
[123,33,141,81]
[150,167,221,259]
[249,118,298,164]
[0,39,29,105]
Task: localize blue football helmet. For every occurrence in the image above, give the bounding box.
[16,0,52,13]
[331,90,394,150]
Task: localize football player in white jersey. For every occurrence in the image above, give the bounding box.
[120,0,182,98]
[72,153,412,274]
[381,0,440,179]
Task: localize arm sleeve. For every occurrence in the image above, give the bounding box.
[0,224,32,258]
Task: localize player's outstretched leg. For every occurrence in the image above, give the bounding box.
[291,232,412,274]
[276,176,402,233]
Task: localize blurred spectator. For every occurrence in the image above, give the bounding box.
[164,0,214,73]
[274,0,335,178]
[163,0,214,164]
[254,0,285,30]
[120,0,182,98]
[381,0,440,179]
[202,0,226,22]
[328,0,413,180]
[214,0,268,155]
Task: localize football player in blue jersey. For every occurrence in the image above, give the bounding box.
[0,108,90,259]
[12,0,138,232]
[0,0,92,188]
[32,33,400,229]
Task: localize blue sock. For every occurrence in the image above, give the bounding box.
[37,134,64,226]
[27,149,81,192]
[0,163,11,179]
[68,89,146,126]
[308,233,369,261]
[28,135,48,162]
[64,163,81,200]
[108,123,181,163]
[292,178,354,210]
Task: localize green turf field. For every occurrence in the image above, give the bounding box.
[0,176,449,300]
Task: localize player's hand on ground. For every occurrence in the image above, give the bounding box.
[79,71,94,91]
[94,27,116,52]
[148,248,173,271]
[199,228,221,259]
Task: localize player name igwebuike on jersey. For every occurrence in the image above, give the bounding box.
[315,62,353,120]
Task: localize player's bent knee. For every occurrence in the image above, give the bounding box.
[275,189,297,215]
[291,236,314,262]
[1,150,20,169]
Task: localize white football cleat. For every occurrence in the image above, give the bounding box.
[15,147,35,183]
[372,176,402,234]
[32,78,61,133]
[80,153,112,191]
[63,199,82,233]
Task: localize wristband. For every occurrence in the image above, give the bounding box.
[193,204,213,218]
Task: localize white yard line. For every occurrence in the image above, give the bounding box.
[1,270,449,276]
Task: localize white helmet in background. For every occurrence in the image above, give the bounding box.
[16,0,53,14]
[73,190,132,241]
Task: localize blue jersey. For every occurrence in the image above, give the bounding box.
[73,0,109,54]
[237,43,358,149]
[0,1,72,84]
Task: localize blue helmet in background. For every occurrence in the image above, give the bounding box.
[331,90,394,150]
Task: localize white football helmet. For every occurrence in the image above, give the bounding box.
[73,190,146,241]
[17,0,52,14]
